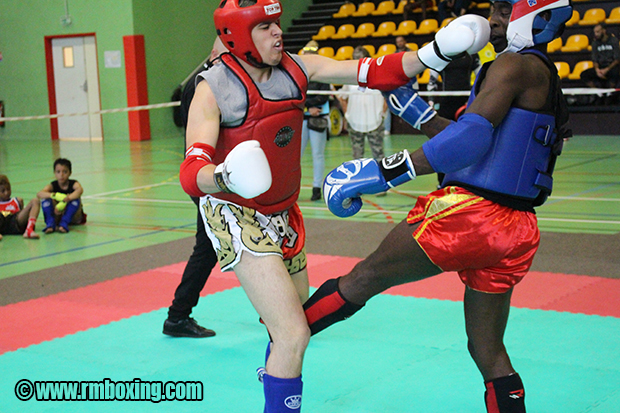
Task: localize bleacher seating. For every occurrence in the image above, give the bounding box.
[547,37,563,53]
[578,8,606,25]
[605,7,620,24]
[351,22,376,38]
[313,25,335,41]
[318,47,335,58]
[439,17,455,29]
[555,61,571,79]
[392,1,407,15]
[392,20,417,36]
[568,60,593,80]
[566,10,580,26]
[333,3,356,18]
[293,0,620,98]
[334,45,354,60]
[372,1,396,16]
[414,19,438,34]
[560,34,589,52]
[375,43,397,57]
[362,44,376,56]
[417,68,432,84]
[372,21,397,37]
[407,42,419,51]
[352,2,375,17]
[332,24,356,39]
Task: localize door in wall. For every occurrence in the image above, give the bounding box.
[51,36,102,140]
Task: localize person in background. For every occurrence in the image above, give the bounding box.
[163,38,228,339]
[300,41,331,201]
[0,174,40,240]
[37,158,86,234]
[338,46,388,196]
[580,23,620,105]
[386,36,418,136]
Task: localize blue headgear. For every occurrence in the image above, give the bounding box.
[495,0,572,54]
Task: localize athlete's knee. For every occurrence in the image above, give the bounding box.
[275,323,310,356]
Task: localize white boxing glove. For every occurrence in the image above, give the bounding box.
[213,140,272,199]
[418,14,491,72]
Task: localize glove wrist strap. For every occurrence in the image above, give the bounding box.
[213,164,233,194]
[379,150,416,188]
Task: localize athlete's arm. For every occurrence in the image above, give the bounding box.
[299,52,426,86]
[184,80,221,195]
[411,52,550,175]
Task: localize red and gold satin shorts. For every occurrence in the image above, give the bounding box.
[407,186,540,293]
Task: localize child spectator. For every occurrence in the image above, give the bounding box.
[0,174,40,239]
[37,158,86,234]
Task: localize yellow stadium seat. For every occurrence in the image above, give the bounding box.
[372,0,396,15]
[568,60,593,80]
[578,8,606,25]
[554,61,570,79]
[331,24,356,39]
[417,68,432,85]
[393,0,407,14]
[413,19,438,35]
[565,10,580,26]
[313,25,335,41]
[334,46,354,61]
[333,3,356,18]
[351,22,376,38]
[439,17,455,29]
[547,37,563,53]
[392,20,417,36]
[560,34,589,52]
[372,21,397,37]
[475,1,491,9]
[407,42,419,51]
[318,47,335,58]
[352,2,375,16]
[605,7,620,24]
[362,44,376,57]
[375,43,397,57]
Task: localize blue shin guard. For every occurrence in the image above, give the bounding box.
[263,374,302,413]
[41,199,56,231]
[58,199,80,232]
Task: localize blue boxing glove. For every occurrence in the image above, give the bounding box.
[323,150,416,217]
[383,81,436,130]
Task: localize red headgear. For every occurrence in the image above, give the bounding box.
[214,0,283,67]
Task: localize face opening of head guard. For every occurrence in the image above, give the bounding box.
[494,0,572,54]
[214,0,283,67]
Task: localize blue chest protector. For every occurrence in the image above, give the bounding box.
[442,49,569,206]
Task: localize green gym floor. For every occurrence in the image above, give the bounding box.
[0,132,619,412]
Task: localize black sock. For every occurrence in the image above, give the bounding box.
[303,278,363,336]
[484,373,526,413]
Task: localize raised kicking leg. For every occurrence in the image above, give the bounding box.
[304,219,442,335]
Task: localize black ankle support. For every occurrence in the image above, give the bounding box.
[484,373,525,413]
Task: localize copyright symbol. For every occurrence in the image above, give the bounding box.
[15,379,34,401]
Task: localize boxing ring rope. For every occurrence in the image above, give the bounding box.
[0,88,617,123]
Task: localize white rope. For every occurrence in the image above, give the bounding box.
[0,88,616,123]
[0,101,179,122]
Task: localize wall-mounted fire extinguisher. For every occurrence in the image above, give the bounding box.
[0,101,4,127]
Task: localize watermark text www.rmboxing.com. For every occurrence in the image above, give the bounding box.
[14,378,203,402]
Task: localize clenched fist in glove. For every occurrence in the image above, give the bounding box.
[214,140,272,199]
[323,150,416,218]
[418,14,491,72]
